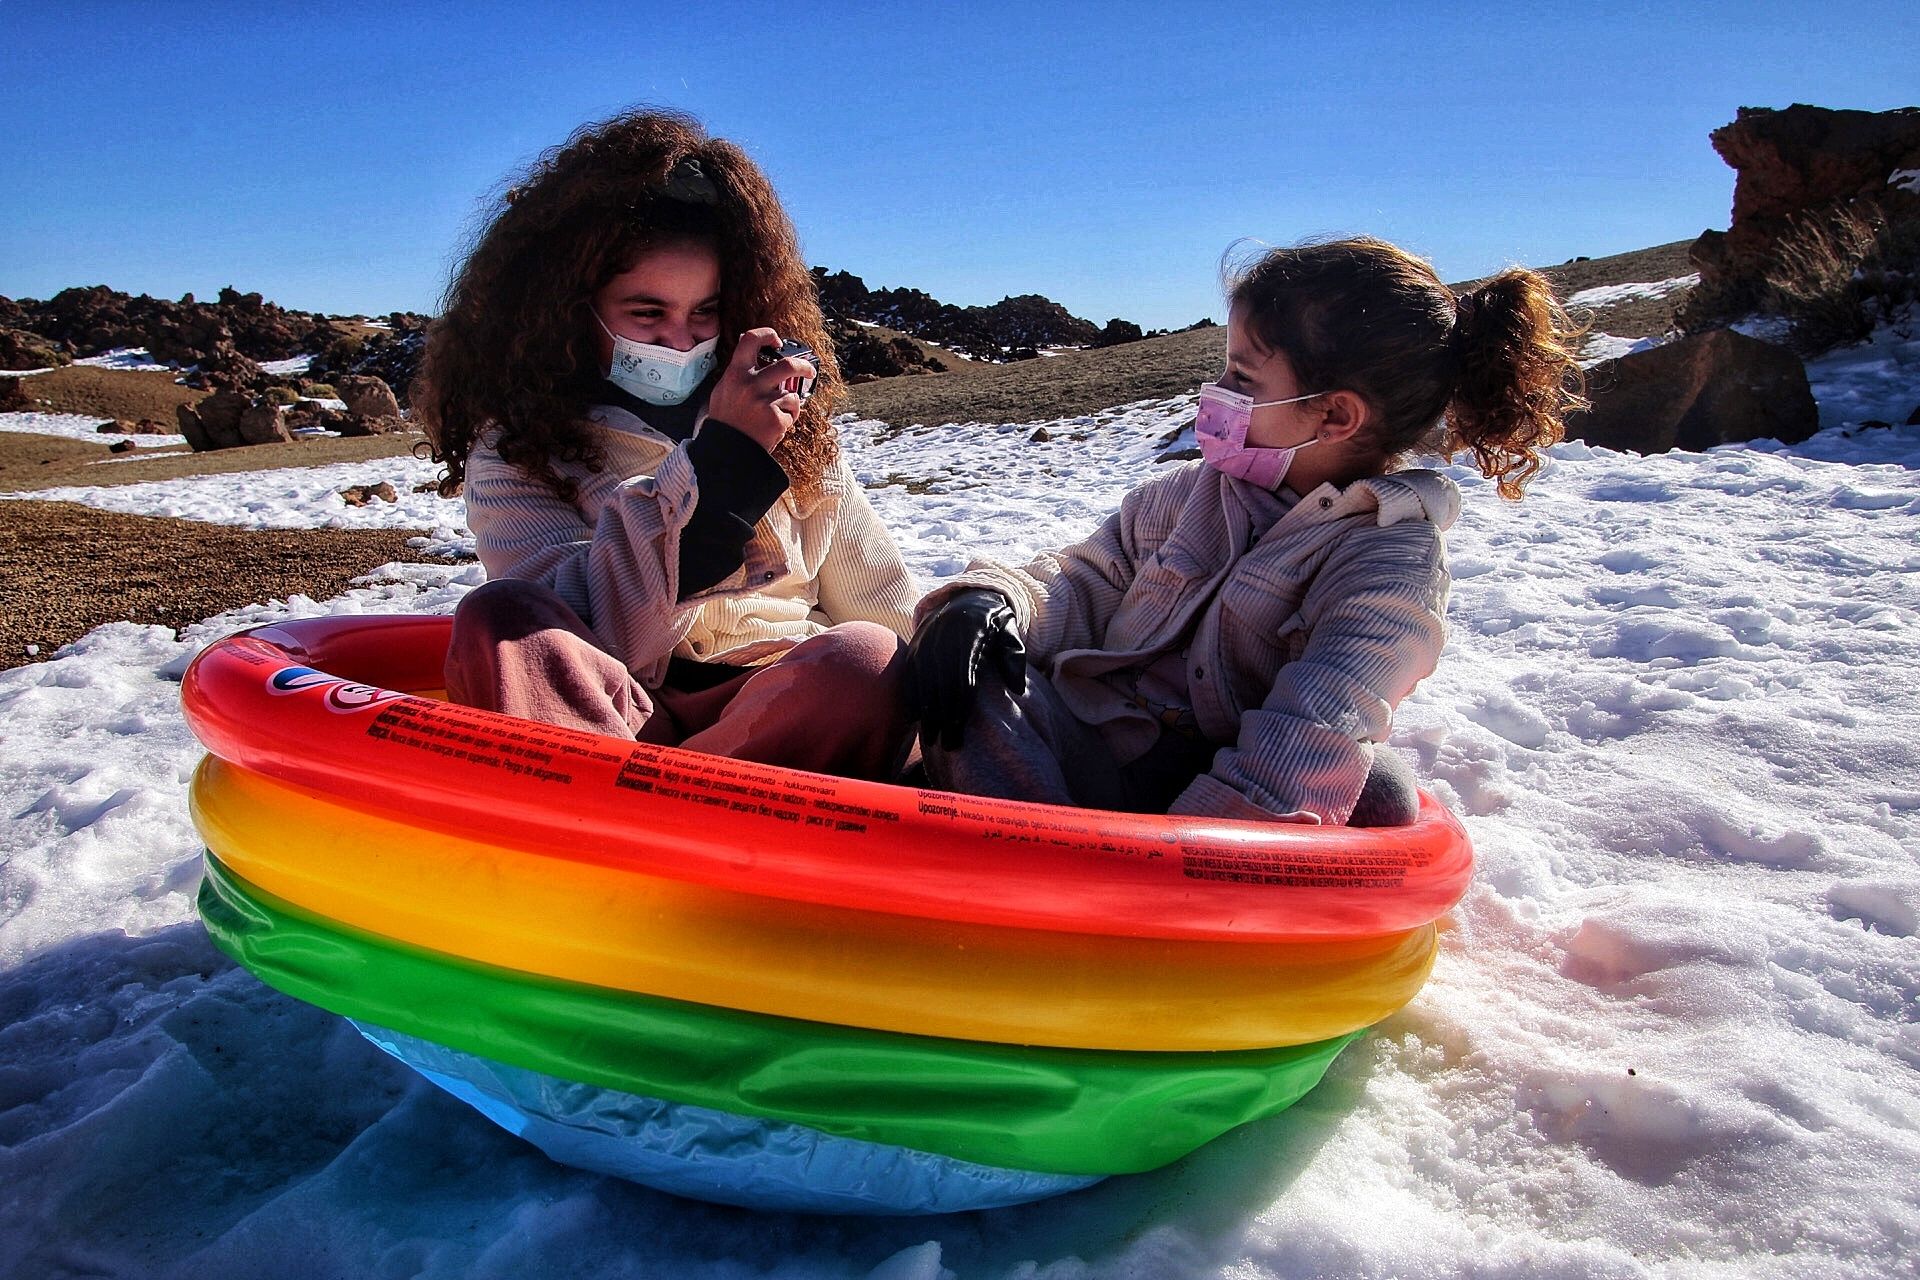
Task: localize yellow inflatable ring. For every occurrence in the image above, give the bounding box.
[192,757,1436,1050]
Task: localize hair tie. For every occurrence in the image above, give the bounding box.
[661,156,719,205]
[1449,291,1476,356]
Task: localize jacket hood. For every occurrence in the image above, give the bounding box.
[1350,468,1461,530]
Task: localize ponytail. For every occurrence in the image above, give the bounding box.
[1444,270,1586,499]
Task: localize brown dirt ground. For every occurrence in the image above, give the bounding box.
[847,324,1228,427]
[0,428,430,494]
[3,364,208,423]
[0,499,448,670]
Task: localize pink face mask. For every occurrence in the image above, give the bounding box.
[1194,383,1324,489]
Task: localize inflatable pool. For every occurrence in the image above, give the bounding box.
[183,613,1473,1213]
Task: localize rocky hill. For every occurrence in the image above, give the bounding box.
[845,238,1703,427]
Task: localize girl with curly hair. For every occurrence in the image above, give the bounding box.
[907,236,1584,825]
[417,109,917,778]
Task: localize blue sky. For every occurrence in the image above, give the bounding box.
[3,1,1916,331]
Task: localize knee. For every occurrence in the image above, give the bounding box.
[451,578,582,647]
[1349,746,1419,828]
[807,622,910,686]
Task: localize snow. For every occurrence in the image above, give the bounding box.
[1578,333,1668,366]
[75,347,172,372]
[3,454,470,558]
[2,323,1919,1277]
[0,410,187,447]
[1565,275,1700,309]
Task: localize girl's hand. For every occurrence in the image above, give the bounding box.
[705,327,815,453]
[905,589,1027,750]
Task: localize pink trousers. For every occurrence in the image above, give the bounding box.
[444,578,914,781]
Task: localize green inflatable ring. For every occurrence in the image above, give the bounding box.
[200,854,1360,1176]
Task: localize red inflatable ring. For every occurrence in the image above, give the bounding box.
[180,613,1472,944]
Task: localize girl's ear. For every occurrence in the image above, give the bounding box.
[1317,390,1370,444]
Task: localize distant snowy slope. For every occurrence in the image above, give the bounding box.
[0,324,1916,1278]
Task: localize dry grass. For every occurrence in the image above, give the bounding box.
[1757,201,1920,353]
[847,326,1227,427]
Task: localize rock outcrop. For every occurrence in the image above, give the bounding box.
[310,324,426,406]
[3,285,339,369]
[176,389,292,449]
[1688,104,1920,310]
[338,375,401,420]
[1563,329,1818,453]
[827,319,948,380]
[0,327,68,370]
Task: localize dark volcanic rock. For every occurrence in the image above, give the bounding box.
[338,482,399,506]
[6,284,335,367]
[177,390,251,451]
[338,375,401,420]
[285,403,345,434]
[1687,104,1920,307]
[1564,330,1818,453]
[811,266,1111,362]
[310,328,426,405]
[237,401,293,446]
[0,327,68,370]
[827,319,948,379]
[336,413,408,438]
[181,342,266,392]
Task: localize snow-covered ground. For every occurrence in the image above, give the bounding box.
[1,323,1917,1278]
[74,348,171,373]
[1565,275,1700,311]
[0,412,187,448]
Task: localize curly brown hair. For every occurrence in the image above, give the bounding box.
[414,108,842,501]
[1229,237,1586,499]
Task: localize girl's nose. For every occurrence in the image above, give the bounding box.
[664,319,696,351]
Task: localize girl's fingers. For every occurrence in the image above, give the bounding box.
[725,328,781,376]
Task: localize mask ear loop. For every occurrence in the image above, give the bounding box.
[1248,390,1326,411]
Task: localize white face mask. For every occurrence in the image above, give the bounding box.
[1194,383,1324,488]
[595,313,718,406]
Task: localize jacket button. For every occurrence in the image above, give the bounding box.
[1319,496,1333,509]
[1194,666,1206,680]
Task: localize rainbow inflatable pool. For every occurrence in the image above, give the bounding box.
[182,613,1472,1213]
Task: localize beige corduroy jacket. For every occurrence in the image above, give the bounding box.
[466,405,918,688]
[916,463,1459,824]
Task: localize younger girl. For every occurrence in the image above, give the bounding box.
[908,237,1583,824]
[417,110,918,779]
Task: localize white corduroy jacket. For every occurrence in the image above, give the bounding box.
[467,406,918,688]
[916,463,1459,824]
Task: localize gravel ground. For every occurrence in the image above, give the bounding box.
[0,499,453,669]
